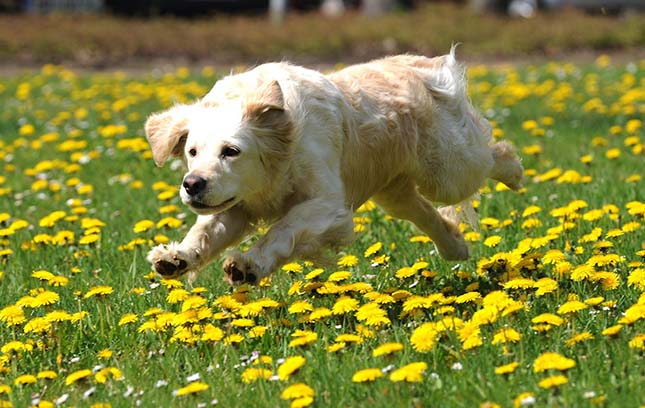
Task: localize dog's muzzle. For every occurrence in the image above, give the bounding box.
[182,174,207,197]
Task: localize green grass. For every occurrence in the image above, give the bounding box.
[0,57,644,407]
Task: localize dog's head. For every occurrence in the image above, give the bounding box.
[144,80,294,215]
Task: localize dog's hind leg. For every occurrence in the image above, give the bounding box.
[489,141,523,191]
[373,176,469,261]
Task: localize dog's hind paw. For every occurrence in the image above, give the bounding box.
[147,243,191,279]
[223,253,259,285]
[435,219,470,261]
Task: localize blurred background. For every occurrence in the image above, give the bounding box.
[0,0,643,68]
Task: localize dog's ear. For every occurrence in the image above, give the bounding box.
[244,80,287,130]
[244,80,295,171]
[144,105,190,167]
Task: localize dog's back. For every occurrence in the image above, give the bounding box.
[328,50,499,210]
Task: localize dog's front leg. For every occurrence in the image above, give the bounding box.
[223,198,354,284]
[147,205,251,279]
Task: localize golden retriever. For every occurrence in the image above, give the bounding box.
[144,48,523,284]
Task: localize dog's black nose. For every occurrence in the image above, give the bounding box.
[182,174,207,196]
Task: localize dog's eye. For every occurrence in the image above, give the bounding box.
[221,146,240,158]
[188,148,197,157]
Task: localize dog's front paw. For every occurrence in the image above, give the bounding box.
[147,243,192,278]
[223,252,260,285]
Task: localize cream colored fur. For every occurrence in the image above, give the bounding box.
[144,48,523,284]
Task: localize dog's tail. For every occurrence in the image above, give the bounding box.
[417,45,493,147]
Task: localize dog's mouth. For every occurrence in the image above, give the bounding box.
[188,196,237,213]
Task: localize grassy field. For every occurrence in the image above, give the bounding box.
[0,55,644,407]
[1,4,644,67]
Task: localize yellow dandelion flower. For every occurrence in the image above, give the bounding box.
[37,371,58,380]
[464,231,481,241]
[308,307,332,322]
[565,332,593,347]
[44,310,72,323]
[337,255,358,267]
[31,270,55,281]
[538,374,568,389]
[281,383,315,400]
[305,268,324,280]
[23,317,51,334]
[48,276,69,287]
[484,235,502,248]
[94,367,123,384]
[602,324,623,337]
[97,349,113,359]
[202,324,224,342]
[618,304,645,325]
[174,381,209,396]
[282,262,303,273]
[289,331,318,347]
[181,295,207,312]
[521,218,542,229]
[372,342,404,357]
[1,341,33,354]
[326,342,346,353]
[410,323,440,352]
[513,392,535,408]
[352,368,384,383]
[132,220,155,233]
[503,278,535,290]
[534,278,558,296]
[495,361,519,375]
[14,375,37,386]
[395,266,417,279]
[531,313,564,326]
[471,306,499,326]
[156,217,182,229]
[355,303,389,326]
[389,362,427,383]
[364,242,382,258]
[522,205,542,217]
[584,296,605,306]
[328,271,351,282]
[288,301,314,315]
[118,313,138,326]
[78,234,100,245]
[542,250,566,265]
[84,285,113,299]
[605,148,621,159]
[278,356,306,380]
[241,368,272,384]
[336,334,362,344]
[628,334,645,349]
[492,328,522,344]
[332,297,359,315]
[221,332,243,344]
[249,325,267,338]
[533,352,575,373]
[622,221,641,233]
[628,268,645,290]
[65,369,93,385]
[166,289,190,304]
[290,397,314,408]
[455,291,481,304]
[557,300,587,315]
